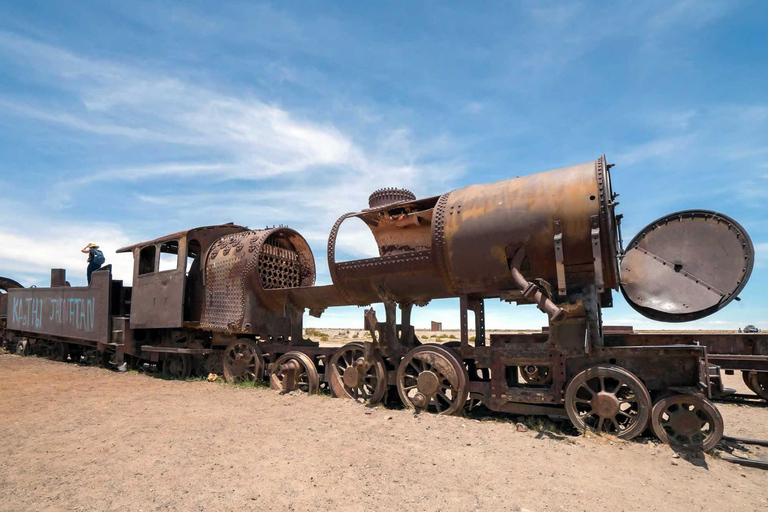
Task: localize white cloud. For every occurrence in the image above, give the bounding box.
[0,32,468,293]
[0,32,465,198]
[754,242,768,268]
[0,221,134,287]
[614,134,696,167]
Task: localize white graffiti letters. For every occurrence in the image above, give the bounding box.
[11,295,97,332]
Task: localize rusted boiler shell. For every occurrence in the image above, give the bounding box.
[440,157,618,294]
[200,227,315,333]
[327,156,619,305]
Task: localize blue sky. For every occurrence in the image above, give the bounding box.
[0,1,766,330]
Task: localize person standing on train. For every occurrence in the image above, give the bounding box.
[81,243,105,284]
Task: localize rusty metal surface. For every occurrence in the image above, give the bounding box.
[650,394,724,451]
[604,331,768,362]
[442,156,619,296]
[6,267,112,343]
[325,157,621,308]
[116,223,248,254]
[127,223,246,329]
[4,153,763,452]
[0,276,23,291]
[564,364,652,440]
[0,276,23,323]
[621,210,754,322]
[200,227,315,336]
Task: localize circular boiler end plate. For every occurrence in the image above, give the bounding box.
[620,210,754,322]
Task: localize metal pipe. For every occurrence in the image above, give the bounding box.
[509,250,565,322]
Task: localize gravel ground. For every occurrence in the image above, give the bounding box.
[1,354,767,512]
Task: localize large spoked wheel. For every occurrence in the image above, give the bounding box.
[521,365,553,385]
[270,351,320,394]
[162,354,192,379]
[565,365,651,440]
[329,343,387,404]
[396,344,469,415]
[743,371,768,400]
[442,341,487,410]
[223,339,264,384]
[651,394,724,452]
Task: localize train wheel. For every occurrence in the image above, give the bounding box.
[270,352,320,394]
[742,371,756,394]
[743,371,768,400]
[14,338,29,356]
[162,354,192,379]
[564,365,651,440]
[650,394,724,452]
[329,343,387,404]
[442,341,487,410]
[396,344,469,415]
[222,339,264,384]
[51,342,68,362]
[521,365,553,385]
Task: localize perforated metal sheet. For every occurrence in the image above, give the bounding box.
[200,233,249,331]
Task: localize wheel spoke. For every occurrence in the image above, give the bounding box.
[437,389,451,403]
[580,384,596,397]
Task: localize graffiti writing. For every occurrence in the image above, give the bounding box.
[10,295,97,332]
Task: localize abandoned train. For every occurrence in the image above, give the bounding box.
[2,155,766,452]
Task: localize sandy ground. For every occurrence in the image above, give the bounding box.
[1,354,767,512]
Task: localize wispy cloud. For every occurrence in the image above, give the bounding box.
[0,31,466,287]
[614,134,697,166]
[0,32,464,191]
[0,206,135,287]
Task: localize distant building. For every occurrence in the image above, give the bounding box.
[431,321,442,331]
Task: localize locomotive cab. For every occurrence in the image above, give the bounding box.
[117,223,247,330]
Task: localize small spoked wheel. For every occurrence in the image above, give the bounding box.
[651,394,724,452]
[396,344,469,415]
[270,351,320,394]
[162,354,192,379]
[521,365,552,385]
[742,371,768,400]
[223,339,264,384]
[329,343,387,404]
[565,365,651,440]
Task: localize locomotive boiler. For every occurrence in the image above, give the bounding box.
[2,154,764,453]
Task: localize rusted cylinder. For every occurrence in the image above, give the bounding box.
[275,360,301,375]
[327,156,619,305]
[438,157,619,294]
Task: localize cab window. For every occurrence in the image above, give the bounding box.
[138,245,156,275]
[158,240,179,272]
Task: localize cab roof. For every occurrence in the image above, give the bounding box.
[115,223,248,253]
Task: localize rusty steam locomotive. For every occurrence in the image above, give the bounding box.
[2,155,765,452]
